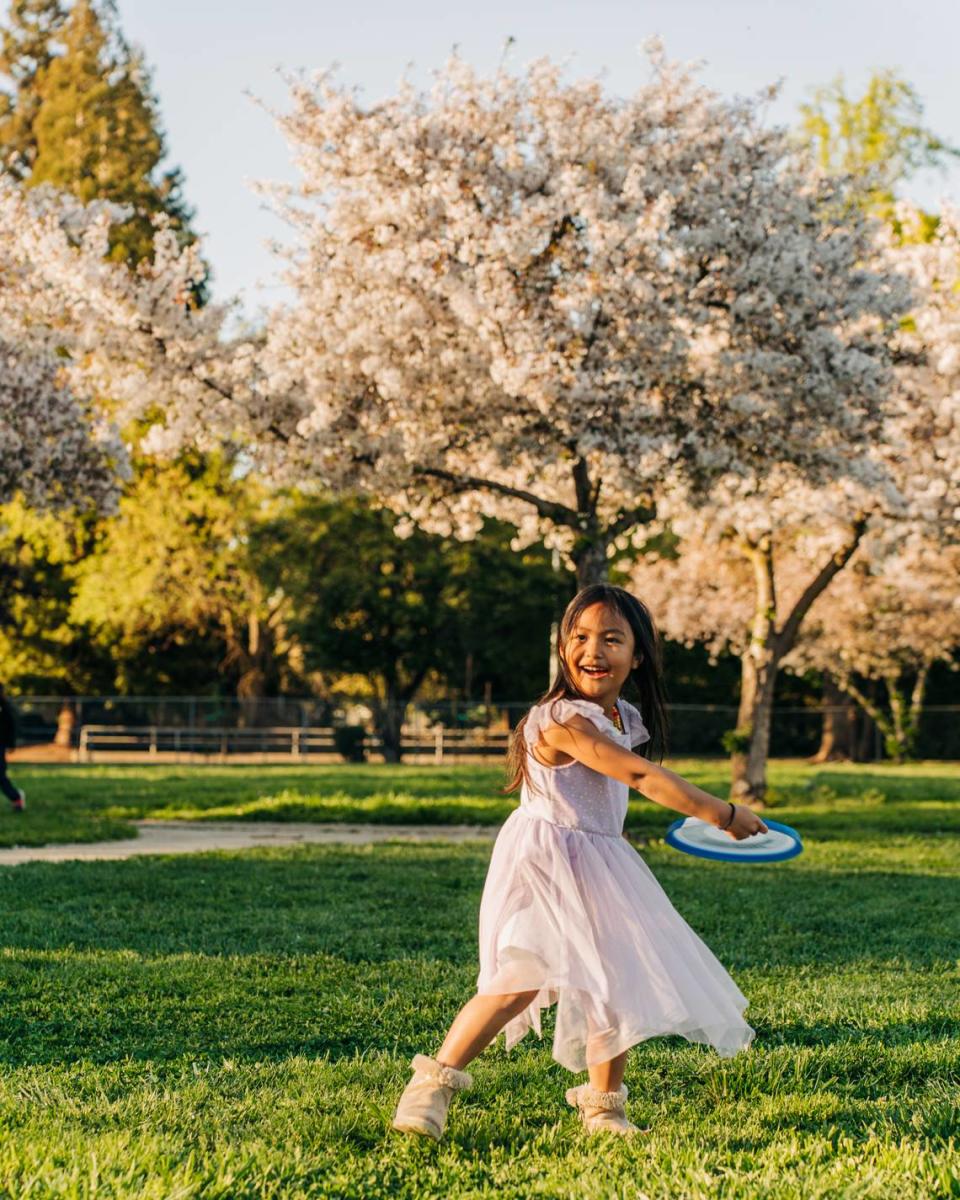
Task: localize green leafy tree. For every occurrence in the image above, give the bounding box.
[442,522,571,707]
[251,496,570,761]
[798,69,960,222]
[0,497,114,693]
[69,451,293,708]
[0,0,216,709]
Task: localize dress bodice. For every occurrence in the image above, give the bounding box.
[519,697,650,837]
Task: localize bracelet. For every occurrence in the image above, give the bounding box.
[719,801,736,831]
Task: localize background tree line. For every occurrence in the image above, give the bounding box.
[0,0,956,770]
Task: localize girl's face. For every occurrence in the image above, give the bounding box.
[560,602,640,708]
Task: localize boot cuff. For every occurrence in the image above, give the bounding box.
[569,1082,628,1110]
[410,1054,473,1090]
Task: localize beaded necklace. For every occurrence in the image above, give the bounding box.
[607,703,624,733]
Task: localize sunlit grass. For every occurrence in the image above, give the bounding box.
[0,806,957,1196]
[2,759,959,849]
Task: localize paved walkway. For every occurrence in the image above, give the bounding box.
[0,820,498,866]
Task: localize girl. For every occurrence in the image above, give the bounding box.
[392,584,767,1140]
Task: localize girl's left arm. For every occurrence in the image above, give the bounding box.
[540,716,768,840]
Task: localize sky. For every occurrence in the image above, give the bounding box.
[107,0,960,320]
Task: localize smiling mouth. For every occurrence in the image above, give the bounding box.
[580,666,610,678]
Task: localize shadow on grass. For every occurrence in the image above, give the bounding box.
[0,843,957,966]
[0,841,956,1069]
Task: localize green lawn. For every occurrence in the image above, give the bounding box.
[3,758,960,848]
[0,764,958,1196]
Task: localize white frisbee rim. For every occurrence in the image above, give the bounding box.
[664,816,803,864]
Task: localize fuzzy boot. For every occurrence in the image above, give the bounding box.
[391,1054,473,1141]
[565,1082,642,1137]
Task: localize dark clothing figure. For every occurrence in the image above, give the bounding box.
[0,696,23,806]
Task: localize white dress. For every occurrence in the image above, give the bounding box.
[476,697,754,1072]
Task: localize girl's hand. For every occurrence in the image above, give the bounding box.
[724,804,768,840]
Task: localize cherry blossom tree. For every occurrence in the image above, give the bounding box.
[633,481,883,801]
[0,176,242,512]
[242,47,906,587]
[0,334,123,512]
[630,203,960,803]
[783,537,960,762]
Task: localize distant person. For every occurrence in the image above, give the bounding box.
[0,683,25,811]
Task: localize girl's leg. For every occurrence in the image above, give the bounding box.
[435,990,539,1070]
[587,1049,628,1093]
[567,1049,639,1137]
[392,990,538,1139]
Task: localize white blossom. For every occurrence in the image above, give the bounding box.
[245,48,906,580]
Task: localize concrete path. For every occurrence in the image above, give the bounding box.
[0,819,498,866]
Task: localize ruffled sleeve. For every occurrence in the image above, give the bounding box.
[523,697,620,750]
[619,699,652,748]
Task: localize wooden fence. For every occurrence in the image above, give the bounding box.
[76,724,511,764]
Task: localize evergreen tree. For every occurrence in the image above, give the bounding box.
[29,0,193,263]
[0,0,197,266]
[0,0,65,179]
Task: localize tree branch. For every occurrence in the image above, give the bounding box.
[572,456,594,517]
[606,502,656,540]
[834,672,891,734]
[414,466,579,527]
[739,533,777,651]
[774,514,868,656]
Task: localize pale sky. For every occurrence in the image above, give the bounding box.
[105,0,960,320]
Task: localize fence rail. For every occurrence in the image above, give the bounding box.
[76,724,512,763]
[10,695,960,761]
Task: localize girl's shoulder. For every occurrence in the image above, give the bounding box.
[524,696,650,747]
[617,698,652,748]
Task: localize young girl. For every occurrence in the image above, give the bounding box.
[392,584,767,1140]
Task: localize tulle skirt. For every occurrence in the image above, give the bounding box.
[476,807,755,1072]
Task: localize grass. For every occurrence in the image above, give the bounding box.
[2,758,960,848]
[0,763,958,1196]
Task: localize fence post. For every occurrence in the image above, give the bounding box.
[435,725,444,764]
[78,725,88,764]
[292,728,301,760]
[149,726,157,756]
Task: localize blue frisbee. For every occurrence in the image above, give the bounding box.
[664,816,803,864]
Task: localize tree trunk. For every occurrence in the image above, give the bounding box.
[883,663,930,762]
[729,649,779,806]
[377,698,404,764]
[809,672,857,763]
[854,709,876,762]
[54,700,77,748]
[235,612,278,726]
[728,535,780,807]
[729,519,868,806]
[571,538,609,588]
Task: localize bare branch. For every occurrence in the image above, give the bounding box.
[415,466,578,526]
[775,514,868,655]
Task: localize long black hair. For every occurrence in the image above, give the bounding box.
[505,584,670,793]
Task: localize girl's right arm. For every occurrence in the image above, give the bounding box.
[540,716,768,840]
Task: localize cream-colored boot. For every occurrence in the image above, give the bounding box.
[565,1082,642,1137]
[391,1054,473,1141]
